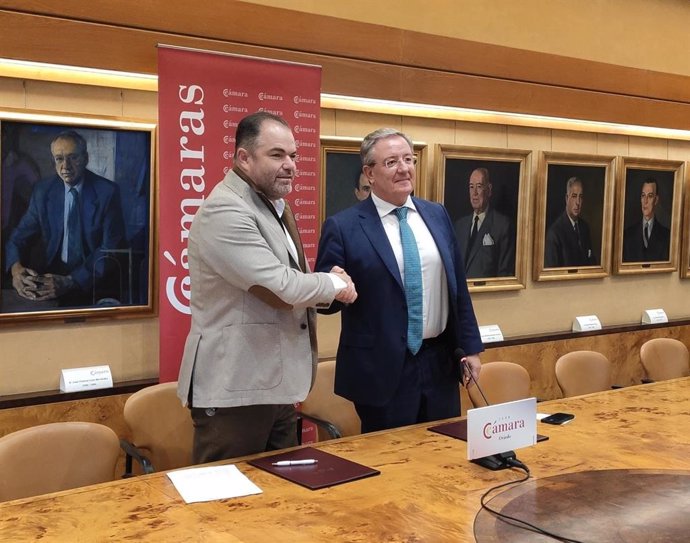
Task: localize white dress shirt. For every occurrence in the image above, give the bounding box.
[370,193,449,339]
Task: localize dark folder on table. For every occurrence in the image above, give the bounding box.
[429,419,549,442]
[248,447,380,490]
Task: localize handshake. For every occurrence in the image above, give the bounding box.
[329,266,358,304]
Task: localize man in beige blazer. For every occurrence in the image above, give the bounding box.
[178,112,356,464]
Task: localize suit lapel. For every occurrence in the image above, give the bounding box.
[226,170,300,269]
[358,198,404,289]
[80,174,98,252]
[46,178,65,262]
[282,201,306,272]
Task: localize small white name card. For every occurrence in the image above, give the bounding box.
[479,324,504,343]
[572,315,602,332]
[60,365,113,393]
[467,398,537,460]
[642,308,668,325]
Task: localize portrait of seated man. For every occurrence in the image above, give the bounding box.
[622,178,670,263]
[4,130,126,308]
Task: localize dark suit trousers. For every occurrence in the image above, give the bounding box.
[191,403,297,464]
[354,341,460,433]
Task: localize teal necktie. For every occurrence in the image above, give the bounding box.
[394,207,423,355]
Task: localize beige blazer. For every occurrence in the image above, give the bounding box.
[177,170,336,408]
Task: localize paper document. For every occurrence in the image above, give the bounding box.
[167,464,262,503]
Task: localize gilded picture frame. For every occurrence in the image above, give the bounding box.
[682,165,690,279]
[435,144,531,292]
[613,157,684,275]
[0,111,156,323]
[534,151,615,282]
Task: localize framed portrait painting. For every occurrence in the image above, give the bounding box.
[319,136,428,224]
[0,111,156,323]
[435,145,531,292]
[613,157,684,275]
[683,170,690,279]
[534,152,615,282]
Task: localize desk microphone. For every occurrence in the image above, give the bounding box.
[454,348,525,472]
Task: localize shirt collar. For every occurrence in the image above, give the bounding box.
[473,207,488,222]
[63,181,82,194]
[371,192,415,219]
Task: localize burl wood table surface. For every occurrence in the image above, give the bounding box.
[1,378,689,542]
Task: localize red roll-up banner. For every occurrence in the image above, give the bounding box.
[157,45,321,383]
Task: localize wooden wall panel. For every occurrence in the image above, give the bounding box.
[2,0,690,104]
[2,4,690,130]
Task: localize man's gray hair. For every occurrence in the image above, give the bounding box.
[360,128,414,166]
[472,167,491,186]
[51,130,88,156]
[566,176,583,194]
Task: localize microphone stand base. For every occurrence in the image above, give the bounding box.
[471,451,517,471]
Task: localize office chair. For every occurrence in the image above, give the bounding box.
[0,422,120,502]
[555,350,612,397]
[640,338,690,382]
[120,381,193,476]
[299,359,361,442]
[468,361,532,408]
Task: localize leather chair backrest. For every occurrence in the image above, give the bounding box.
[123,382,193,471]
[301,360,361,439]
[555,350,611,397]
[468,361,531,408]
[0,422,119,502]
[640,338,690,381]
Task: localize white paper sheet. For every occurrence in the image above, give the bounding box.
[167,464,262,503]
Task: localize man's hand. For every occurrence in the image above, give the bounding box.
[331,265,358,304]
[462,354,482,388]
[10,262,42,300]
[29,274,76,301]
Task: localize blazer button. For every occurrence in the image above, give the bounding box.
[300,323,307,330]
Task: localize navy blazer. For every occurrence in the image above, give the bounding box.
[315,196,483,406]
[5,169,125,290]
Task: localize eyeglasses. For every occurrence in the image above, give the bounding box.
[53,154,85,166]
[370,156,417,169]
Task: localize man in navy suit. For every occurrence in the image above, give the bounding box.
[455,167,515,278]
[623,178,670,262]
[5,130,125,306]
[316,128,483,432]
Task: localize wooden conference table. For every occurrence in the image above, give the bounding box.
[1,378,689,542]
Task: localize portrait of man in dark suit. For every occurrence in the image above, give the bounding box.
[454,167,514,278]
[1,122,152,314]
[622,177,671,263]
[544,177,596,267]
[543,164,605,270]
[323,148,364,219]
[442,156,520,282]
